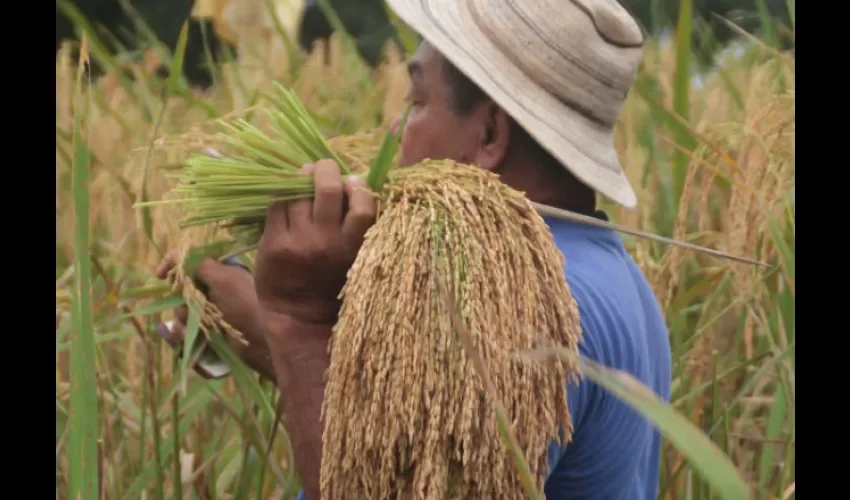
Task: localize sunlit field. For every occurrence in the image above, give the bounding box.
[56,2,794,498]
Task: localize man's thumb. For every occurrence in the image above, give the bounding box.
[194,258,223,284]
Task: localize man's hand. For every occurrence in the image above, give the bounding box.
[155,253,275,382]
[254,160,377,329]
[253,160,376,500]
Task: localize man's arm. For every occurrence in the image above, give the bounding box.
[219,294,278,382]
[195,260,279,382]
[251,163,376,500]
[264,313,332,500]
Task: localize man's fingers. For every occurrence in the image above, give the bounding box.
[157,322,179,347]
[342,174,377,247]
[155,250,180,280]
[155,261,169,280]
[195,258,226,285]
[264,165,315,236]
[170,321,186,342]
[286,164,316,233]
[175,305,189,326]
[264,199,289,236]
[312,160,344,230]
[157,320,185,347]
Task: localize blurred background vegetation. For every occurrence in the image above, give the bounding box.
[56,1,794,499]
[56,0,794,84]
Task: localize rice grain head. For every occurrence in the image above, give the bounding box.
[328,129,390,174]
[172,225,249,346]
[321,160,582,499]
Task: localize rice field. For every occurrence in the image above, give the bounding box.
[55,4,795,499]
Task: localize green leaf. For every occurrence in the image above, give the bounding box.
[137,21,190,258]
[57,0,143,108]
[671,0,696,206]
[113,294,186,321]
[261,0,300,80]
[206,331,296,491]
[768,215,794,283]
[56,330,136,353]
[367,104,409,191]
[183,240,235,277]
[759,384,787,495]
[122,388,215,500]
[179,306,202,395]
[68,42,99,500]
[166,22,190,98]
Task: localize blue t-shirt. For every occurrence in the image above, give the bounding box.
[297,214,672,500]
[542,215,671,499]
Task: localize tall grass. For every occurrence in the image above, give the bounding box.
[56,3,794,499]
[67,34,99,500]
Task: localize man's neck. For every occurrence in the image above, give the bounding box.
[495,159,596,215]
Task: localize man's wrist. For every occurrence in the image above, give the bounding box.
[260,296,340,328]
[262,309,333,365]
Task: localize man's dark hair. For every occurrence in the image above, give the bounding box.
[441,57,597,211]
[442,58,489,116]
[441,58,562,170]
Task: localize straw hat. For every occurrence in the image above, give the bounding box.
[385,0,645,208]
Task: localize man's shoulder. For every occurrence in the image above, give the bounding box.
[544,219,670,500]
[547,219,669,370]
[548,220,646,318]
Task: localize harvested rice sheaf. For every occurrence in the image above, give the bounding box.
[321,160,582,499]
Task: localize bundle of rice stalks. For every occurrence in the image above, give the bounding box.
[323,161,580,498]
[148,82,399,247]
[142,82,581,498]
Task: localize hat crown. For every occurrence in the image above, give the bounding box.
[468,0,644,127]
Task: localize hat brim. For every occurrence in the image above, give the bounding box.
[386,0,638,208]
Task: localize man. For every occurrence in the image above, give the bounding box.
[158,1,672,498]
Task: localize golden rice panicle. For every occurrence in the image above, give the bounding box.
[321,160,582,499]
[172,226,249,346]
[327,128,390,174]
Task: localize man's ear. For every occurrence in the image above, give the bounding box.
[474,104,511,171]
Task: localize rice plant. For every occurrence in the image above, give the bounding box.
[55,1,794,498]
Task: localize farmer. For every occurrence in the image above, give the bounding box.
[157,0,673,498]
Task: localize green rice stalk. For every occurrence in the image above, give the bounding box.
[367,104,410,191]
[137,21,190,259]
[134,83,421,248]
[68,34,99,500]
